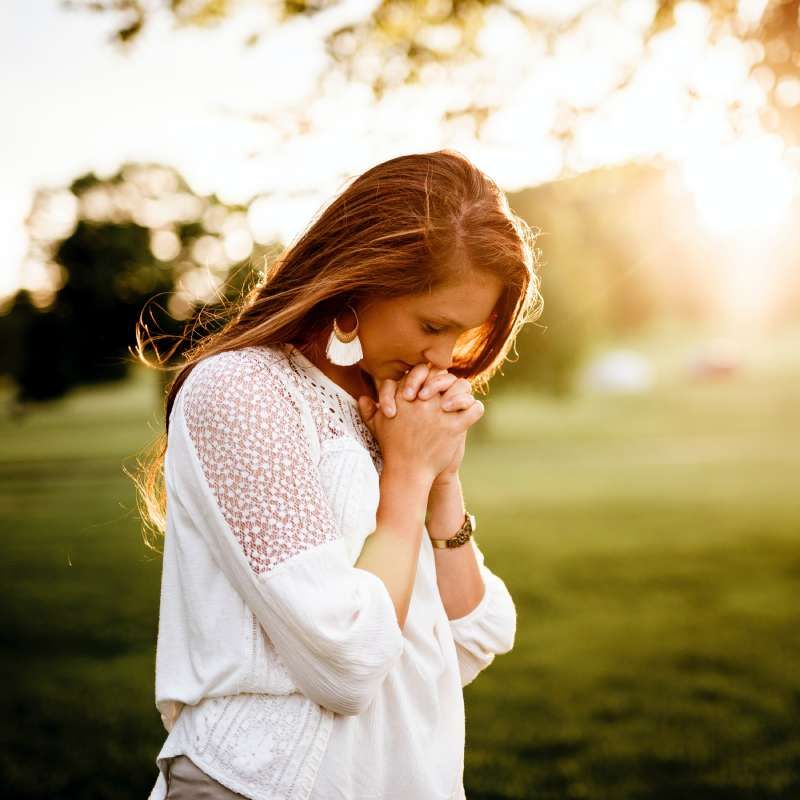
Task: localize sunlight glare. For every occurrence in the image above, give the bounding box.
[737,0,769,30]
[679,134,793,235]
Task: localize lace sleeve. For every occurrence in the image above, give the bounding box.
[181,349,338,576]
[173,348,404,715]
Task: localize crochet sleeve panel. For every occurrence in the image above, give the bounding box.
[173,348,404,715]
[181,348,339,576]
[447,538,517,688]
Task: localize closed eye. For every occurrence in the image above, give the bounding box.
[422,323,445,335]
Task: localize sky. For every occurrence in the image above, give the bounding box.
[2,0,438,300]
[1,1,337,300]
[2,0,797,305]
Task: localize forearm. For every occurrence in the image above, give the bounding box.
[425,474,485,620]
[354,465,431,630]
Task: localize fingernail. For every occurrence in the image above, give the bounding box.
[442,402,452,410]
[419,389,429,398]
[404,388,414,399]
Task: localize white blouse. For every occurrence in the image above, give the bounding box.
[147,342,517,800]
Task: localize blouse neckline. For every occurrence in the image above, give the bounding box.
[284,343,362,410]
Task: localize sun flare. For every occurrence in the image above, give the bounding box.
[679,134,794,236]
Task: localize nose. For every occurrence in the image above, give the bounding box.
[423,342,455,371]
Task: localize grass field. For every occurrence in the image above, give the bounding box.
[1,323,798,799]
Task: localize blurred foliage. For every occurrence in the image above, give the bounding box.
[2,163,272,403]
[36,0,800,403]
[0,157,659,405]
[5,157,800,405]
[494,160,800,396]
[63,1,800,146]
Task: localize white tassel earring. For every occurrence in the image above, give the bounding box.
[325,305,364,366]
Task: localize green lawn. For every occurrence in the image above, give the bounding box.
[1,324,798,799]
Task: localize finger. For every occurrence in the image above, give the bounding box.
[440,377,474,404]
[418,372,458,400]
[357,395,378,423]
[455,399,485,428]
[440,393,475,412]
[400,363,431,401]
[356,396,378,435]
[378,378,399,418]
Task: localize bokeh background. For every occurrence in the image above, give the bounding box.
[1,1,799,798]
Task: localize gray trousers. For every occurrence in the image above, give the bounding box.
[165,755,249,799]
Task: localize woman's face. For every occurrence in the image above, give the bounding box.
[355,270,505,382]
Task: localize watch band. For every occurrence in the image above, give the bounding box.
[429,512,476,549]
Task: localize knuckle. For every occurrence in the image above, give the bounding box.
[426,378,446,394]
[412,363,430,379]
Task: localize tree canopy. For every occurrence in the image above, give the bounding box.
[3,164,269,401]
[63,0,800,148]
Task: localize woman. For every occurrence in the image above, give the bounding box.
[138,149,543,799]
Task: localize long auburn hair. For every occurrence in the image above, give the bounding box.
[130,149,544,551]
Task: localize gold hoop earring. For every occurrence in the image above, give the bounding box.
[325,305,364,366]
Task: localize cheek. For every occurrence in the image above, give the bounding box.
[362,314,420,353]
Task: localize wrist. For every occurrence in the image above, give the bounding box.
[431,470,460,489]
[381,460,435,491]
[377,464,432,536]
[425,473,464,527]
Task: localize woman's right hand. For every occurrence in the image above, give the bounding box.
[357,366,484,483]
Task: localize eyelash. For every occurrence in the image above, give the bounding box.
[423,323,445,335]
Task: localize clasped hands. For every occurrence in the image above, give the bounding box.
[356,363,483,485]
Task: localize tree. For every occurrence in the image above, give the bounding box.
[8,163,271,403]
[63,0,800,149]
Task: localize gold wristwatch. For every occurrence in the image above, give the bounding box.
[429,512,476,549]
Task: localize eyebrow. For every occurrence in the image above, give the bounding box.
[430,313,486,331]
[428,314,467,329]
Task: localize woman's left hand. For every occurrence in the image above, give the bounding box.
[371,363,477,485]
[372,363,477,416]
[398,364,476,413]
